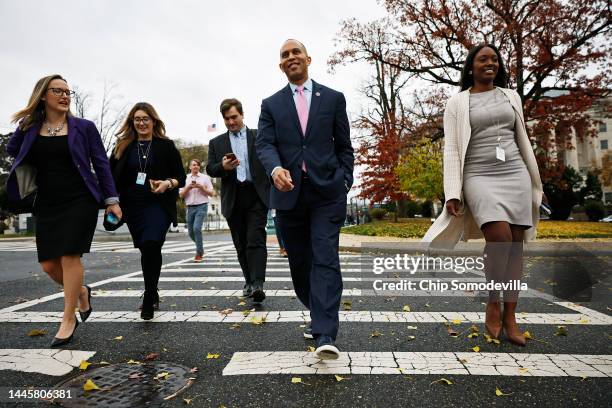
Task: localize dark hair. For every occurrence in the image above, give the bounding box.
[459,44,508,91]
[220,98,243,117]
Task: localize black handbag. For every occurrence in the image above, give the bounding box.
[7,191,36,214]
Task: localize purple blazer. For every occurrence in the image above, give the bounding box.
[6,116,118,204]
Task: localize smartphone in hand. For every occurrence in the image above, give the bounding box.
[106,212,120,225]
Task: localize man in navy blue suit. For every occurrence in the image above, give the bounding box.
[256,39,354,359]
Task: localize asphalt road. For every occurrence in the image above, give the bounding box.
[0,233,610,407]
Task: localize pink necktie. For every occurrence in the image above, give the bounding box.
[296,85,309,135]
[296,86,308,172]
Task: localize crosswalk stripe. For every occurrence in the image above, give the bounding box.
[88,288,546,298]
[160,267,368,272]
[0,349,96,376]
[117,276,486,282]
[1,311,607,325]
[0,240,235,253]
[222,351,612,377]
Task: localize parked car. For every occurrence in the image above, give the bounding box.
[599,215,612,223]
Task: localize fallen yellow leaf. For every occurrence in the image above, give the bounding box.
[183,398,193,405]
[207,353,220,359]
[431,378,453,385]
[27,329,47,337]
[335,375,348,382]
[251,316,266,325]
[407,335,416,341]
[370,330,383,337]
[113,336,123,341]
[291,377,302,384]
[555,326,568,336]
[127,359,141,365]
[495,387,513,396]
[154,372,171,380]
[79,360,91,370]
[307,346,316,352]
[403,305,411,312]
[83,379,99,391]
[523,331,533,340]
[451,319,462,325]
[467,333,479,339]
[472,346,480,352]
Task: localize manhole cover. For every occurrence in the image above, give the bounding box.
[51,361,197,407]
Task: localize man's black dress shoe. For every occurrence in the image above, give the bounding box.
[303,323,314,339]
[251,285,266,303]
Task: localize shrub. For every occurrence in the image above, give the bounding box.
[370,208,387,220]
[405,201,420,218]
[421,201,433,218]
[584,200,606,221]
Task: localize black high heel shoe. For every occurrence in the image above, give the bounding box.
[51,316,79,348]
[79,285,93,322]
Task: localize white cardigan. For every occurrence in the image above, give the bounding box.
[422,87,543,249]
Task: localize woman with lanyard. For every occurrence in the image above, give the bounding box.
[6,74,121,347]
[179,159,215,262]
[423,44,545,346]
[110,102,185,320]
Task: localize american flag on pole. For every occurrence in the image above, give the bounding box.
[207,123,217,132]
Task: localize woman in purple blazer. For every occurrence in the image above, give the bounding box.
[7,74,122,347]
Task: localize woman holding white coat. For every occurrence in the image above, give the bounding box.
[423,44,545,346]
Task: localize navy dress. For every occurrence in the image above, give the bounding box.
[120,141,170,247]
[28,135,99,262]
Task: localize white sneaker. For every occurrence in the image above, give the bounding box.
[315,336,339,360]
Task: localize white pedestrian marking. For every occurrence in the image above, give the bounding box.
[87,288,546,298]
[0,349,96,376]
[0,240,234,253]
[0,311,608,325]
[90,289,363,297]
[222,352,612,377]
[116,276,486,283]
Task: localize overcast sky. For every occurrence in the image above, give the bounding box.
[0,0,387,147]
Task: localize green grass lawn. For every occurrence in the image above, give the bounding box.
[341,218,612,239]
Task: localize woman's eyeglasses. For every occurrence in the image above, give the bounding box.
[47,88,75,97]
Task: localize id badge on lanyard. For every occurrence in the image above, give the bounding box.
[136,172,147,185]
[496,136,505,162]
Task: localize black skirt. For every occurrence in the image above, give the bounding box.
[28,135,99,262]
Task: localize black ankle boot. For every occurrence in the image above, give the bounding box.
[140,291,156,320]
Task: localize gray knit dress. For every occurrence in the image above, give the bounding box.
[463,88,532,228]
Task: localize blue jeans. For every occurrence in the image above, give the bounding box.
[187,203,208,256]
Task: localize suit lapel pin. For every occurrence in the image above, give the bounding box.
[315,92,320,97]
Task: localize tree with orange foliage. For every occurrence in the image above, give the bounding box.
[332,0,610,184]
[329,19,444,214]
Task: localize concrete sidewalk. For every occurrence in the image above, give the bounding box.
[339,233,612,256]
